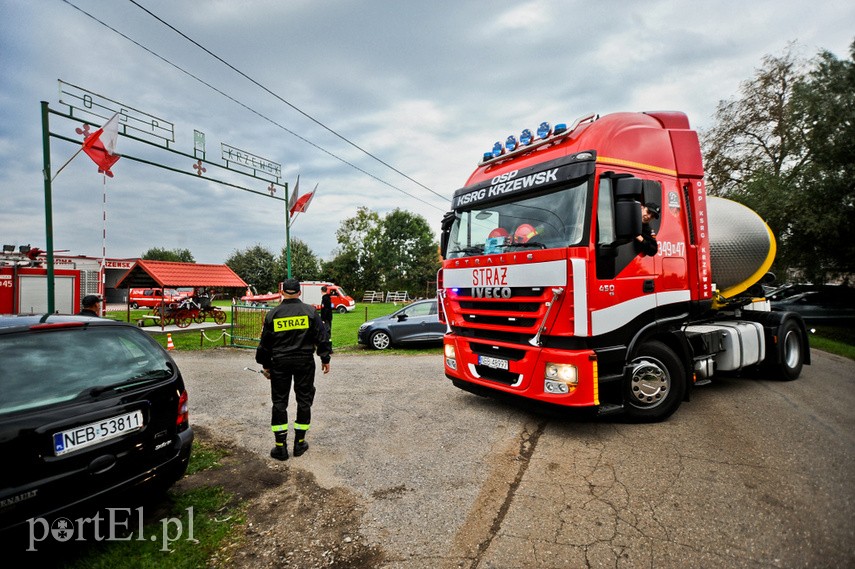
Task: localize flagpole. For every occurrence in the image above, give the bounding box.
[41,101,56,313]
[285,201,292,279]
[51,146,84,182]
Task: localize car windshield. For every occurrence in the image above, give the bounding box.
[400,302,435,318]
[446,179,588,258]
[0,326,173,415]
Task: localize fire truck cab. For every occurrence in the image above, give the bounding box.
[438,111,808,421]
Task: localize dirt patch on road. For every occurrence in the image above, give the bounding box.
[177,426,384,568]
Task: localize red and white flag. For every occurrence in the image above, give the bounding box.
[289,183,317,218]
[288,174,300,212]
[82,113,121,177]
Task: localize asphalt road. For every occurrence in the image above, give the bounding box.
[173,347,855,568]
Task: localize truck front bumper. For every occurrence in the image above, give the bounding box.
[443,336,600,407]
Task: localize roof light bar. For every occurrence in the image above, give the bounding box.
[479,113,598,165]
[505,135,518,153]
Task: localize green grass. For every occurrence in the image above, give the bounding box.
[184,438,229,475]
[105,301,443,354]
[64,440,244,568]
[64,486,242,568]
[106,303,853,361]
[808,325,855,360]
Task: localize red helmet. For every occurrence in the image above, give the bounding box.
[513,224,537,243]
[488,227,509,239]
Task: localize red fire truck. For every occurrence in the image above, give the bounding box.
[438,111,809,422]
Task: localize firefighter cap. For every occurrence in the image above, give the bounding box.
[282,279,301,294]
[644,202,661,219]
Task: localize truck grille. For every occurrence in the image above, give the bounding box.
[447,287,550,335]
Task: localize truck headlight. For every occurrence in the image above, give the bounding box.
[444,344,457,370]
[544,362,577,394]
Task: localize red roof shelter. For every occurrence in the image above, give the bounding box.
[116,260,247,290]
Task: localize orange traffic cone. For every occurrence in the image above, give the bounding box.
[166,333,175,351]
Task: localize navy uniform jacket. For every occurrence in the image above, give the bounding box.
[255,298,331,368]
[636,223,658,257]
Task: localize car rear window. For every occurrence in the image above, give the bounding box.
[0,326,173,415]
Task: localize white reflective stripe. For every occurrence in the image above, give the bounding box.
[467,363,523,387]
[590,290,691,335]
[443,259,567,288]
[571,259,588,336]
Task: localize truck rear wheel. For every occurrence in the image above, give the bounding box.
[624,341,685,422]
[773,319,804,381]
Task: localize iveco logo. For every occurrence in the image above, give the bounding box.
[473,287,512,298]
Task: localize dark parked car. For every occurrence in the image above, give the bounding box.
[770,285,855,325]
[0,315,193,533]
[358,299,446,350]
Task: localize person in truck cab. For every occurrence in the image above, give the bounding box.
[635,202,660,256]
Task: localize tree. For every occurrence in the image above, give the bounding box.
[375,209,440,295]
[277,238,322,282]
[786,40,855,281]
[141,247,195,263]
[329,207,383,292]
[700,41,855,282]
[225,244,277,293]
[325,207,439,297]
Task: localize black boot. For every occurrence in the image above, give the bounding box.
[270,443,289,461]
[270,433,289,461]
[293,429,309,456]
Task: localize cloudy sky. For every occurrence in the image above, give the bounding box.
[1,1,852,264]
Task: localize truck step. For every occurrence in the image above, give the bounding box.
[694,378,712,386]
[597,403,624,416]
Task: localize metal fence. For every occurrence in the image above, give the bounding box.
[230,304,269,348]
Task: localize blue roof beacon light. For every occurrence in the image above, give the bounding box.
[553,123,568,135]
[505,135,518,153]
[483,151,494,162]
[520,128,533,145]
[491,141,504,158]
[537,122,551,139]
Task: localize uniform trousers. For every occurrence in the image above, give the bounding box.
[270,356,316,430]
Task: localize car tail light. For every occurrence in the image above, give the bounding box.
[176,390,189,429]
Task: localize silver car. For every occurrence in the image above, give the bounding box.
[357,299,445,350]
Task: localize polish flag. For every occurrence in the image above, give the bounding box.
[289,184,317,218]
[82,113,121,177]
[288,175,300,211]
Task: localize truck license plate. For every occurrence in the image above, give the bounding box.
[478,355,509,370]
[53,410,144,456]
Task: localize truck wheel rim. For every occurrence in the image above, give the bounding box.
[629,357,669,408]
[783,329,800,369]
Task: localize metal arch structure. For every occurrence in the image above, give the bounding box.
[39,82,296,313]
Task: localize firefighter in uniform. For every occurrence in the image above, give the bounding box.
[635,202,660,257]
[255,279,331,460]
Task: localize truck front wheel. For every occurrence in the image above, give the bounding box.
[624,341,686,422]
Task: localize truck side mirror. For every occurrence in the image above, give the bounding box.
[440,211,455,258]
[612,178,643,243]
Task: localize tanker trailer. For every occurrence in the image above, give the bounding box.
[684,196,809,384]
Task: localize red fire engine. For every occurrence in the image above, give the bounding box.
[438,111,809,421]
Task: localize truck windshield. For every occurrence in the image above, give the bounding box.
[446,179,588,258]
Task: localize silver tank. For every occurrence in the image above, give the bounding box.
[706,196,775,296]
